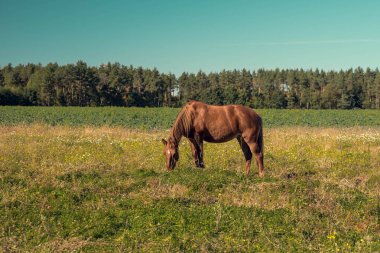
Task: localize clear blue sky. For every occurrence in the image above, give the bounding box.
[1,0,380,75]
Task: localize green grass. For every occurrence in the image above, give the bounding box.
[1,126,379,252]
[1,106,380,128]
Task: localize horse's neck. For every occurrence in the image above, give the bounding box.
[170,127,182,146]
[171,106,192,146]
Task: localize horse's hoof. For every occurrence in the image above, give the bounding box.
[195,161,205,168]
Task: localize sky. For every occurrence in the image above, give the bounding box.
[1,0,380,75]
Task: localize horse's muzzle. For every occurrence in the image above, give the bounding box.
[167,158,176,171]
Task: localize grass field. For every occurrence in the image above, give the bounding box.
[1,121,379,251]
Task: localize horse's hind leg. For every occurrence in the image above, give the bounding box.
[237,136,252,175]
[243,136,264,177]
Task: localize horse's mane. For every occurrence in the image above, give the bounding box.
[171,104,193,144]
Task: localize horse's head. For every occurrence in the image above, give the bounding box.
[162,137,179,171]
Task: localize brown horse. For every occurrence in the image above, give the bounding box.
[162,101,264,177]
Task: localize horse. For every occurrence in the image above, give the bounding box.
[162,101,264,177]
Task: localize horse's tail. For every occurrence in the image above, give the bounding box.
[254,114,264,176]
[255,116,264,154]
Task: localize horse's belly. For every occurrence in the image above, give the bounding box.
[203,132,238,143]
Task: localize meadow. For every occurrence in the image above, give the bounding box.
[0,107,379,252]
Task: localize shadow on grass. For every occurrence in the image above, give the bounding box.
[158,166,277,192]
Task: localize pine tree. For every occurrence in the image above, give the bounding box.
[375,72,380,109]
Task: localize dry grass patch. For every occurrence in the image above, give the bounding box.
[220,182,291,210]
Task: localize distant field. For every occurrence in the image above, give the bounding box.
[1,106,380,128]
[1,125,379,251]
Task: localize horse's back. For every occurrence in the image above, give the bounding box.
[191,101,260,125]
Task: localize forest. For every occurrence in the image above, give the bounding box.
[1,61,380,109]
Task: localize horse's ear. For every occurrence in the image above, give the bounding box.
[162,139,167,145]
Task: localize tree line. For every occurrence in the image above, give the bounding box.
[1,61,380,109]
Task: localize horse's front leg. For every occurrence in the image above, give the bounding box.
[189,139,201,167]
[195,134,205,168]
